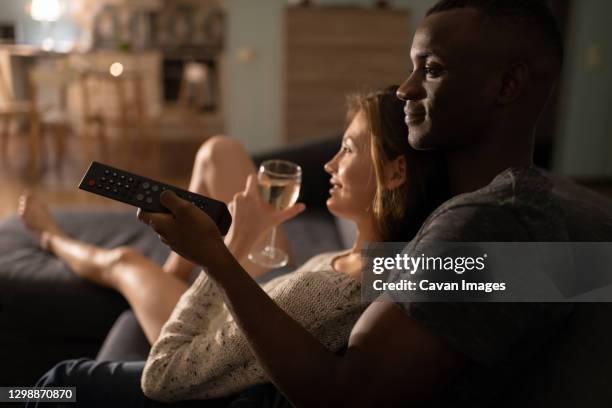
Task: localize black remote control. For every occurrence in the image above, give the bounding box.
[78,161,232,235]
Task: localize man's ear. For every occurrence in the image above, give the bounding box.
[497,62,529,104]
[384,155,407,190]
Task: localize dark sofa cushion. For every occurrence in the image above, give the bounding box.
[0,209,170,336]
[0,209,170,385]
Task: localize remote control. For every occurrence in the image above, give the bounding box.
[78,161,232,235]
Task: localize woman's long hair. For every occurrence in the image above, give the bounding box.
[347,86,449,241]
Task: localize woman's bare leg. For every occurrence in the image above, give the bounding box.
[162,135,292,279]
[18,194,187,344]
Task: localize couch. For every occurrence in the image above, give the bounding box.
[0,135,349,386]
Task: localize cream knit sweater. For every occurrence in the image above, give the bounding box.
[141,251,363,402]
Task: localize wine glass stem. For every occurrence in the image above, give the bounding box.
[266,227,277,257]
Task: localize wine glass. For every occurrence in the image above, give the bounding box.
[248,160,302,268]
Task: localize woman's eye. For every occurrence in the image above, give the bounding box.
[341,146,351,153]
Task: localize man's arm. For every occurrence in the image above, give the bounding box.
[139,191,467,406]
[205,247,466,407]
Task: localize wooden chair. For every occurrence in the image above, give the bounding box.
[82,69,159,169]
[29,61,75,175]
[0,59,38,174]
[77,70,109,162]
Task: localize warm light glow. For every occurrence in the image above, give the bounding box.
[109,62,124,77]
[41,37,55,51]
[31,0,61,22]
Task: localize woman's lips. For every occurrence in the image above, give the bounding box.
[329,180,342,193]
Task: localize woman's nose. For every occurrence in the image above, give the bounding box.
[324,153,338,174]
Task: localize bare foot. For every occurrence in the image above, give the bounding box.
[18,192,64,249]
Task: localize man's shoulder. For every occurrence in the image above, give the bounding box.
[440,166,551,211]
[418,166,560,242]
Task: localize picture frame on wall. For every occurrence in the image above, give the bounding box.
[93,6,119,48]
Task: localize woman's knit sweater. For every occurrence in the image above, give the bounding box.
[141,251,363,402]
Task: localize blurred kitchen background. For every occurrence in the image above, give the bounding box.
[0,0,611,217]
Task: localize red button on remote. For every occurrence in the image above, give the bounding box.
[88,179,96,186]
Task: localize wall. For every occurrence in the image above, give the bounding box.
[225,0,433,153]
[223,0,284,153]
[553,0,612,177]
[0,0,80,48]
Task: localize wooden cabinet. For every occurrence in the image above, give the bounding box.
[285,6,411,143]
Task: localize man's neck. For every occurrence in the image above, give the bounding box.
[446,133,534,195]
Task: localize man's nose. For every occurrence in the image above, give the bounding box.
[396,71,425,101]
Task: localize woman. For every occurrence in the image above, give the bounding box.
[25,86,447,407]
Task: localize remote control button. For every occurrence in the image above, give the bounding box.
[88,179,95,187]
[124,184,130,189]
[146,197,153,204]
[136,194,144,201]
[112,188,118,193]
[105,186,110,191]
[117,182,122,187]
[109,179,114,184]
[120,175,125,180]
[128,177,133,182]
[145,190,151,195]
[142,182,150,189]
[101,177,106,182]
[112,172,117,177]
[152,185,159,192]
[104,170,110,175]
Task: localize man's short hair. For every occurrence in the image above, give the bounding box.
[427,0,564,65]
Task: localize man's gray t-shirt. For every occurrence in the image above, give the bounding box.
[392,166,612,406]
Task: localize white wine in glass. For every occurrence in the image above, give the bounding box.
[248,160,302,268]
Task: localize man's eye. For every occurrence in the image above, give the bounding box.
[424,66,442,77]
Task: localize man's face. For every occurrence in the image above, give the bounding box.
[398,9,501,151]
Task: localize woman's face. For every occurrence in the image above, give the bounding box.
[324,110,377,221]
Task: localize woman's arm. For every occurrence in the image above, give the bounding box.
[140,191,466,407]
[140,272,228,401]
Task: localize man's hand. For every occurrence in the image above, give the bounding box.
[137,190,226,266]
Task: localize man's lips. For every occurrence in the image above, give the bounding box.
[404,105,426,124]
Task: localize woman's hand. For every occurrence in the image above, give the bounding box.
[225,174,306,262]
[137,190,227,268]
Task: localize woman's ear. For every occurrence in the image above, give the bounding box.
[384,155,407,190]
